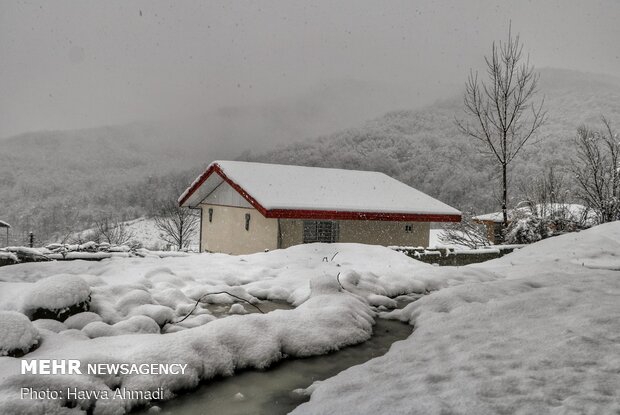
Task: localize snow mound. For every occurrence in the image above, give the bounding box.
[32,319,67,333]
[23,274,91,319]
[0,311,39,356]
[63,312,102,330]
[228,304,247,315]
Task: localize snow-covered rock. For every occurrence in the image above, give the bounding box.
[22,274,91,320]
[0,311,39,356]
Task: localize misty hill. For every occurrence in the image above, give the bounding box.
[0,79,429,244]
[2,68,618,244]
[252,68,620,214]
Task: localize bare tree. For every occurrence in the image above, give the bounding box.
[440,211,491,249]
[571,117,620,224]
[154,199,199,250]
[94,218,135,245]
[456,25,547,232]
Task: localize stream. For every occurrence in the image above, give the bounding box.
[138,316,413,415]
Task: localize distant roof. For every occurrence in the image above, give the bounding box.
[0,220,10,228]
[179,161,461,222]
[473,203,594,223]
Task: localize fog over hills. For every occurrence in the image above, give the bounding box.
[1,68,619,243]
[253,68,620,212]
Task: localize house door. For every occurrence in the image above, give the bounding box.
[303,221,340,243]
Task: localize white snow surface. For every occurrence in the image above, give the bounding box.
[0,243,474,414]
[292,222,620,415]
[181,160,461,216]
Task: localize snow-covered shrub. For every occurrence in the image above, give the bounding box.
[504,215,552,244]
[23,274,91,320]
[0,311,39,356]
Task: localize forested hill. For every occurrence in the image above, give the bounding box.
[252,68,620,213]
[1,68,618,244]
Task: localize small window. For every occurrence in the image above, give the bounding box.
[208,208,213,223]
[245,213,251,231]
[404,224,413,233]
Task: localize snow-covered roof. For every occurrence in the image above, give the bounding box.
[179,161,461,222]
[0,220,10,228]
[473,203,593,223]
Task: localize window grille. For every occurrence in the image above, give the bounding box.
[303,221,339,243]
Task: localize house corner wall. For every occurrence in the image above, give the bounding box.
[200,204,278,254]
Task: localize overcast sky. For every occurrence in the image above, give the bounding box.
[1,0,619,138]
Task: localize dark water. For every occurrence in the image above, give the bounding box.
[139,318,412,415]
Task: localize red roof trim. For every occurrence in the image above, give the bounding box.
[265,209,460,222]
[180,163,461,223]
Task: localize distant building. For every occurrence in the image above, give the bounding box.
[473,203,593,244]
[0,220,10,247]
[179,161,461,254]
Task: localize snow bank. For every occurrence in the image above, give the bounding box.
[292,222,620,415]
[0,311,39,356]
[0,275,375,414]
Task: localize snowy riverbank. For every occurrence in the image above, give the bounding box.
[0,243,478,414]
[1,223,619,414]
[292,222,620,415]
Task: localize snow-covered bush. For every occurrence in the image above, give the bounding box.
[504,215,552,244]
[23,274,91,320]
[0,311,39,356]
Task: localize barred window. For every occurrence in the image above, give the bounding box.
[303,221,340,243]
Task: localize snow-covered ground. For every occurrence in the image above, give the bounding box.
[0,243,481,414]
[292,222,620,415]
[0,223,619,414]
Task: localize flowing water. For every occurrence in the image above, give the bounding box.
[139,317,413,415]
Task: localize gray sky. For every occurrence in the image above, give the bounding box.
[1,0,619,138]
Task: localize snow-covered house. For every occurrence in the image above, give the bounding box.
[179,161,461,254]
[473,203,593,243]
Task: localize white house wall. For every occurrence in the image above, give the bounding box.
[200,204,278,254]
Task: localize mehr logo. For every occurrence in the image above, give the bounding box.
[21,360,81,375]
[21,359,188,375]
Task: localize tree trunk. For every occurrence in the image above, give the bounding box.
[502,162,508,230]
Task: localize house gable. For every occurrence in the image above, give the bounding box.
[203,181,253,208]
